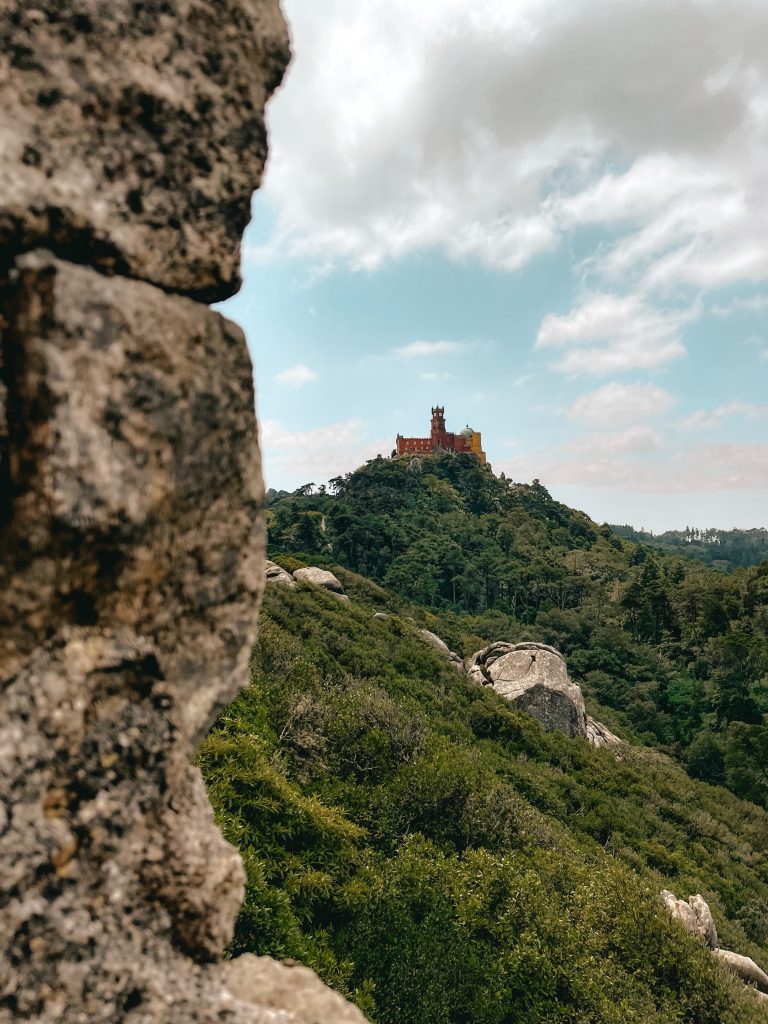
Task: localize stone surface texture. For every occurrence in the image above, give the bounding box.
[220,956,369,1023]
[0,0,290,302]
[713,949,768,995]
[585,716,622,749]
[662,893,768,999]
[467,641,620,746]
[661,891,718,949]
[265,559,296,587]
[293,566,345,594]
[0,4,369,1022]
[418,628,451,657]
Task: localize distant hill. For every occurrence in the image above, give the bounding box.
[265,454,768,815]
[610,525,768,571]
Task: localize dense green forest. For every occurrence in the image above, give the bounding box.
[610,525,768,571]
[265,455,768,813]
[201,577,768,1023]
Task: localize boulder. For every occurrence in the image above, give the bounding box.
[661,891,718,948]
[586,716,622,748]
[373,612,390,621]
[469,642,587,739]
[265,559,296,587]
[221,955,369,1022]
[294,566,345,594]
[468,641,622,746]
[419,629,452,658]
[713,949,768,994]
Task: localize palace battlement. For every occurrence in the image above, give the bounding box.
[395,406,487,464]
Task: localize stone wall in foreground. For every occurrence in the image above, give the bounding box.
[0,4,366,1021]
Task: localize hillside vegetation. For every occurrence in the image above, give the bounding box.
[266,455,768,812]
[610,526,768,572]
[201,577,768,1023]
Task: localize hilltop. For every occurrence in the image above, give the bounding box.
[266,454,768,812]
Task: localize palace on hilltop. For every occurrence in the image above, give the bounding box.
[395,406,487,465]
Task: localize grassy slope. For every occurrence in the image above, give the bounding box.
[201,575,768,1024]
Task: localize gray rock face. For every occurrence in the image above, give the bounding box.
[713,949,768,994]
[661,891,718,949]
[419,629,452,657]
[586,716,622,749]
[265,559,296,587]
[0,1,290,302]
[293,566,345,594]
[469,642,587,739]
[0,5,369,1022]
[661,892,768,999]
[221,956,370,1022]
[468,641,621,746]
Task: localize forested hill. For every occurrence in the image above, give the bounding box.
[266,454,768,812]
[202,568,768,1024]
[610,525,768,571]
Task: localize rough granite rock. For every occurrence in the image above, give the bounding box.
[418,629,452,658]
[585,716,622,749]
[0,0,290,302]
[265,560,296,587]
[469,642,587,739]
[293,566,345,594]
[373,612,390,621]
[661,891,718,949]
[0,253,265,743]
[661,892,768,998]
[0,3,370,1021]
[468,641,621,746]
[713,949,768,994]
[220,956,369,1023]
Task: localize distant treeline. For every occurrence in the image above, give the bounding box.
[611,525,768,570]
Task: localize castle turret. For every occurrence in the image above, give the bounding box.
[430,405,446,445]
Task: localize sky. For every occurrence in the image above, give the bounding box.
[220,0,768,531]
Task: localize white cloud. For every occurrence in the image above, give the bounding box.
[711,295,768,317]
[275,363,318,387]
[535,293,689,375]
[570,382,675,424]
[502,441,768,494]
[680,401,768,431]
[261,0,768,296]
[261,418,390,487]
[564,426,662,457]
[393,340,465,359]
[420,371,454,381]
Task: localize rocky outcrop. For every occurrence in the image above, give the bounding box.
[373,612,390,621]
[293,566,349,600]
[662,893,768,999]
[419,629,451,657]
[220,956,369,1022]
[419,629,464,670]
[0,4,367,1022]
[0,1,289,301]
[661,891,718,949]
[713,949,768,995]
[468,641,621,747]
[586,716,622,749]
[265,559,296,587]
[469,642,587,738]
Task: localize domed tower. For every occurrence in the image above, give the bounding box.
[460,425,487,464]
